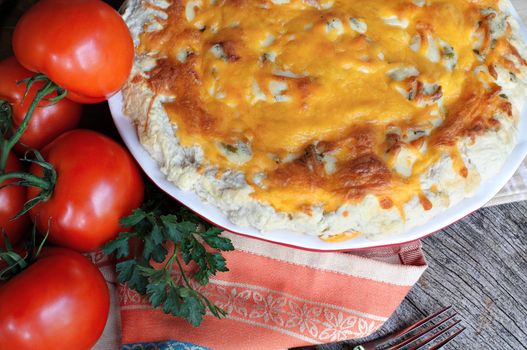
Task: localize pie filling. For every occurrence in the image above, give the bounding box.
[134,0,522,216]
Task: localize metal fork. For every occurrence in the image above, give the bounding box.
[353,306,465,350]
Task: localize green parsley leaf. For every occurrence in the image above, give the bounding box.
[180,236,194,265]
[176,207,205,225]
[209,253,229,272]
[194,265,211,285]
[163,286,183,315]
[162,216,197,243]
[102,232,135,258]
[190,237,207,262]
[147,281,168,308]
[105,185,233,327]
[116,260,149,294]
[202,227,235,251]
[178,287,194,298]
[181,293,206,327]
[120,209,148,227]
[143,223,168,263]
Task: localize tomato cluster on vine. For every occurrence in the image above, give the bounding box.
[0,1,143,349]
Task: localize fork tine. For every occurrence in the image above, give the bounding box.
[427,326,466,350]
[365,306,453,349]
[390,305,452,339]
[387,312,458,350]
[405,319,462,350]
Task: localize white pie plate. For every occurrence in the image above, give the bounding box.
[109,6,527,251]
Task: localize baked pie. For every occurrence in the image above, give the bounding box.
[121,0,527,239]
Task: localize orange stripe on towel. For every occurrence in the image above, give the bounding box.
[119,238,425,349]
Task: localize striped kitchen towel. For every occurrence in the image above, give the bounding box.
[95,232,427,350]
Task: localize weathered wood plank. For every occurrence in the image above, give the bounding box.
[317,201,527,350]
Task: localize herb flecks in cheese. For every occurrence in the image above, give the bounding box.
[122,0,526,238]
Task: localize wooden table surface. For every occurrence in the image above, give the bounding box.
[1,1,526,350]
[322,201,527,350]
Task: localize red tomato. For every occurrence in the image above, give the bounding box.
[0,248,109,350]
[0,57,82,152]
[28,130,144,252]
[12,0,134,103]
[0,152,29,247]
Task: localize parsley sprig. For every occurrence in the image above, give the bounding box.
[103,186,234,326]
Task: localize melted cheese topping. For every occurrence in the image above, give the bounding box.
[137,0,520,215]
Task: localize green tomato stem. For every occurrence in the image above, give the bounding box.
[0,252,28,281]
[0,76,65,172]
[0,171,51,190]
